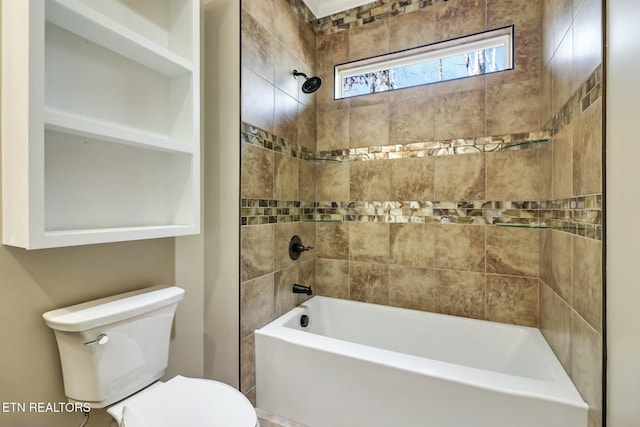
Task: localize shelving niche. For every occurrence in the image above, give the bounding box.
[2,0,200,249]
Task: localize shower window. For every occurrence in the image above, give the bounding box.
[334,26,514,99]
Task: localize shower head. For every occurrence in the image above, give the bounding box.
[293,69,322,94]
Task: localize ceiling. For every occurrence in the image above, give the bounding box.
[302,0,373,18]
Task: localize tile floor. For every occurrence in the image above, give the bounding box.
[256,408,308,427]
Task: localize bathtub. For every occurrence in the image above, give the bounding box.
[255,296,588,427]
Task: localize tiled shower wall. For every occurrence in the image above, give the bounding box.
[539,0,603,426]
[240,0,603,423]
[240,0,317,403]
[312,0,545,327]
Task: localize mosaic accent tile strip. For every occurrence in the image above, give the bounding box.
[544,65,603,135]
[241,195,603,240]
[241,122,314,159]
[314,0,437,36]
[316,133,551,162]
[242,121,550,162]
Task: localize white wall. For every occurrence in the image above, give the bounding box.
[202,0,241,387]
[606,0,640,425]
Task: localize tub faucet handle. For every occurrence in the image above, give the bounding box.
[289,235,313,260]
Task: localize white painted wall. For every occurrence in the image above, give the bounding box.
[606,0,640,425]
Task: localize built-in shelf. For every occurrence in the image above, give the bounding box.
[304,157,343,163]
[2,0,200,249]
[45,0,193,76]
[495,223,549,229]
[44,110,194,154]
[497,139,551,151]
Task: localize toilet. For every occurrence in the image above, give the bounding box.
[42,286,258,427]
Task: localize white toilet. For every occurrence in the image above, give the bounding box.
[43,286,258,427]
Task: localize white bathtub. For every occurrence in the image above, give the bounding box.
[255,296,588,427]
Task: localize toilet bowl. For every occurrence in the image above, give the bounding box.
[42,286,258,427]
[107,376,258,427]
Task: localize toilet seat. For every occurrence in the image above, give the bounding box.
[107,375,258,427]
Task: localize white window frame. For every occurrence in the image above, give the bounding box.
[334,26,514,99]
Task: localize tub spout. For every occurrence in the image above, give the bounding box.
[292,284,312,295]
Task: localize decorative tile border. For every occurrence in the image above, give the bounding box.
[241,195,603,240]
[316,133,551,162]
[241,122,314,159]
[314,0,437,36]
[242,121,550,162]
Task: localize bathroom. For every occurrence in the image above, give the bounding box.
[0,0,638,426]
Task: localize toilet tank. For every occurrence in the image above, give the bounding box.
[43,286,185,408]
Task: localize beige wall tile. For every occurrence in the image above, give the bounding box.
[273,152,298,200]
[297,259,316,304]
[389,266,436,312]
[390,157,435,201]
[240,334,256,393]
[434,153,485,201]
[275,265,299,316]
[316,222,349,260]
[299,21,316,70]
[486,275,538,326]
[389,7,435,51]
[434,269,485,319]
[434,224,486,273]
[539,282,572,372]
[350,103,390,148]
[298,103,316,151]
[350,262,390,305]
[550,229,573,304]
[274,89,299,143]
[241,9,275,84]
[551,0,573,53]
[390,97,435,144]
[434,89,486,139]
[350,160,390,201]
[241,224,275,281]
[241,68,275,133]
[317,109,349,151]
[272,0,300,53]
[390,223,435,268]
[242,0,275,34]
[486,80,539,135]
[572,236,602,332]
[240,273,275,338]
[573,98,602,195]
[349,18,390,61]
[539,59,553,126]
[571,312,603,425]
[349,222,390,263]
[317,31,349,74]
[241,143,273,199]
[275,43,301,100]
[434,0,486,41]
[274,222,299,271]
[550,28,573,114]
[486,147,550,201]
[539,229,553,286]
[298,158,316,201]
[552,122,574,198]
[316,162,350,201]
[316,259,350,299]
[487,0,543,29]
[486,227,539,277]
[572,0,602,91]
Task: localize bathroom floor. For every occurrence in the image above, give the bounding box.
[256,409,308,427]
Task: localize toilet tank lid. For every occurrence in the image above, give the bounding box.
[42,286,185,332]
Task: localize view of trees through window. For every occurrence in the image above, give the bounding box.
[335,26,513,99]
